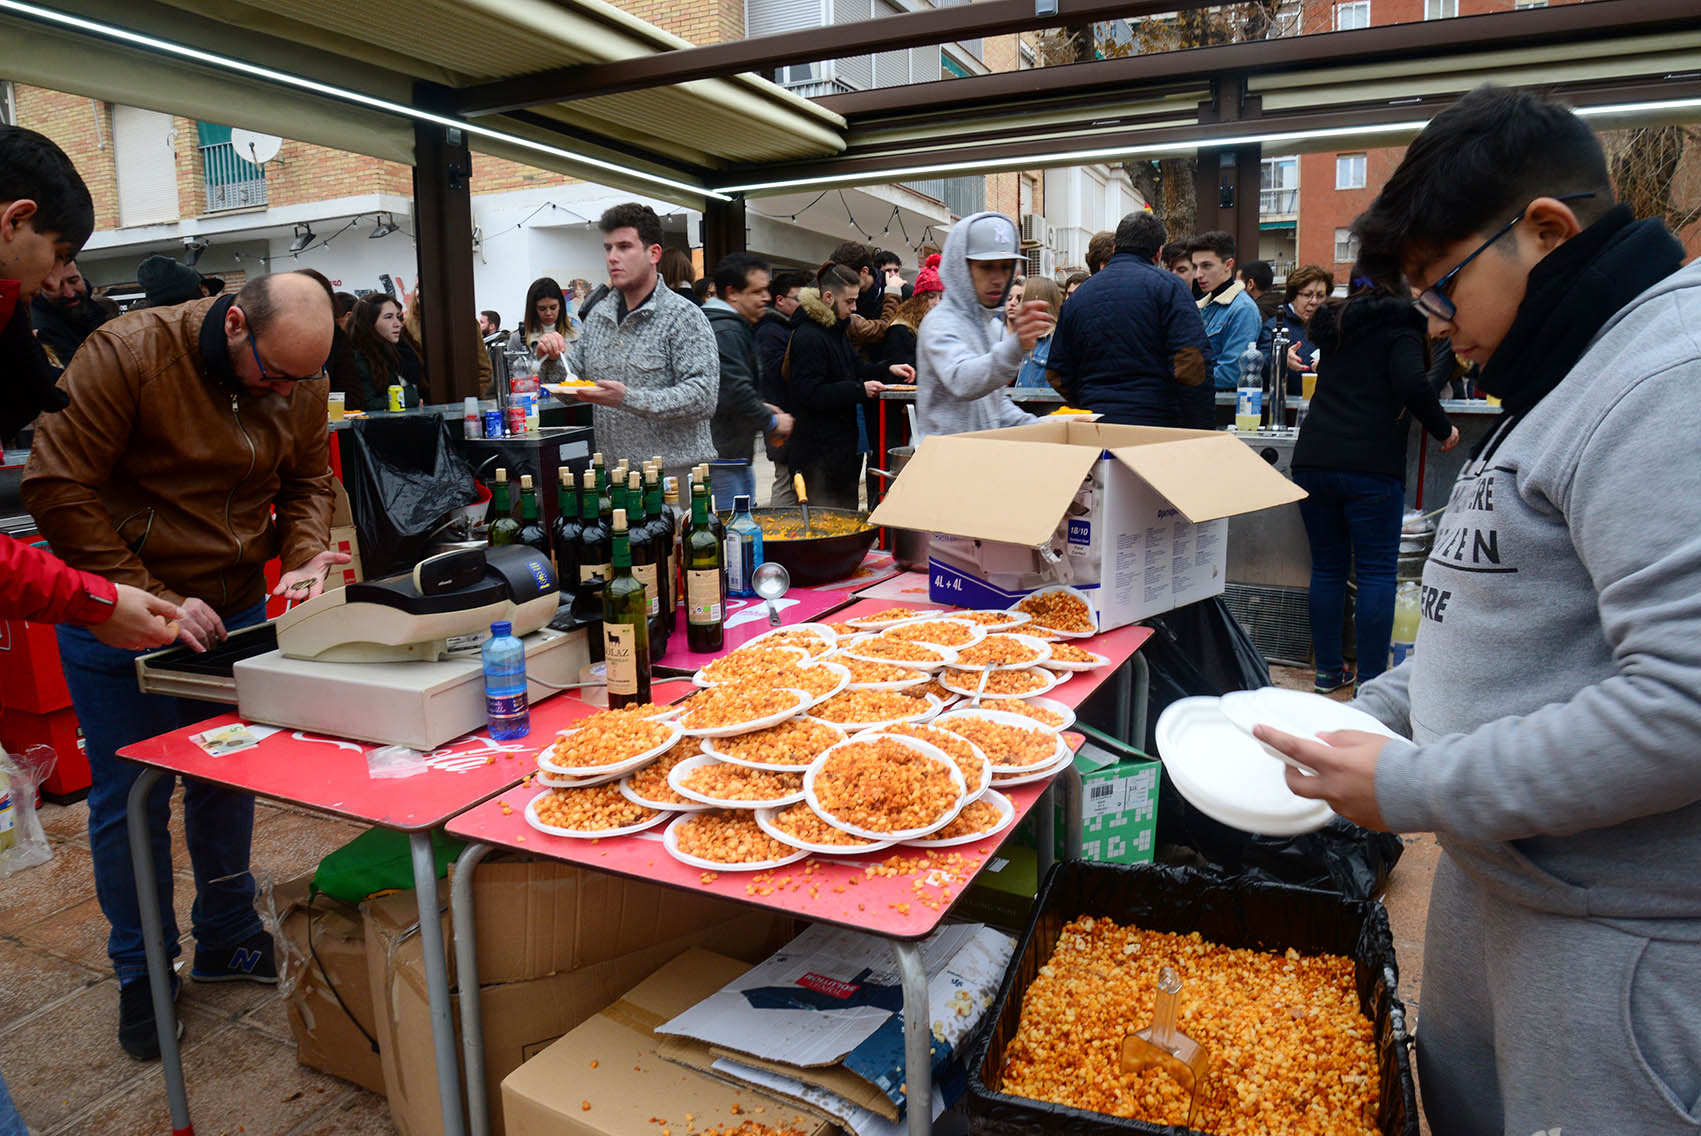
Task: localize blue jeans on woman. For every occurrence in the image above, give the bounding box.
[0,1068,26,1136]
[708,461,758,511]
[57,601,268,987]
[1292,469,1404,683]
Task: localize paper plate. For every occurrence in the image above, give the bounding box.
[1041,647,1113,673]
[692,644,813,687]
[535,767,626,789]
[753,804,896,855]
[837,642,957,672]
[677,688,815,738]
[957,608,1033,632]
[852,724,991,800]
[1219,687,1401,771]
[843,608,932,631]
[903,790,1014,847]
[795,661,853,708]
[535,719,685,777]
[805,691,944,731]
[617,774,715,813]
[937,666,1062,702]
[803,734,967,842]
[944,632,1055,673]
[523,789,672,839]
[933,708,1070,772]
[1010,584,1099,638]
[975,696,1077,733]
[880,616,988,650]
[989,745,1077,787]
[1155,697,1335,836]
[746,623,839,651]
[662,812,811,872]
[541,380,597,395]
[700,719,847,772]
[667,753,807,808]
[837,660,931,692]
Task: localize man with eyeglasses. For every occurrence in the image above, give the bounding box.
[1255,85,1701,1135]
[22,271,348,1060]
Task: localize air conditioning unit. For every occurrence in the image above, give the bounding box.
[1024,248,1056,278]
[1019,213,1048,247]
[1045,223,1059,248]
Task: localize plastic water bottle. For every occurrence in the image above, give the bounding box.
[482,620,530,739]
[724,494,764,597]
[1235,343,1263,431]
[1391,582,1421,668]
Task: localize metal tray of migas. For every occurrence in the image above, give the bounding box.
[134,622,278,703]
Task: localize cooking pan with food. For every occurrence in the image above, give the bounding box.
[729,506,879,587]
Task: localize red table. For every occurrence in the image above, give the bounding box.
[446,745,1077,1136]
[115,678,694,1136]
[652,586,855,673]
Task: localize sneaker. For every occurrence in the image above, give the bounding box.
[118,974,182,1061]
[190,930,277,985]
[1314,667,1356,695]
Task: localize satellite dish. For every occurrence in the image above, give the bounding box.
[229,129,282,165]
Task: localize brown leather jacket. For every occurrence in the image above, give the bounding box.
[22,297,334,617]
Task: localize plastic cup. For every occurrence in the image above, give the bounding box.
[1301,373,1318,400]
[327,392,346,421]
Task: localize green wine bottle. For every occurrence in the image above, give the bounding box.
[684,475,724,652]
[575,469,611,589]
[489,467,521,546]
[602,508,652,708]
[517,474,550,563]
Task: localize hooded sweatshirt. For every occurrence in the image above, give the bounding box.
[914,211,1036,439]
[1358,209,1701,930]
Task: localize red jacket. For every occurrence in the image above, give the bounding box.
[1,279,117,627]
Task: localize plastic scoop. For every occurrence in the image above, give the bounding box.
[793,473,811,535]
[1120,967,1211,1126]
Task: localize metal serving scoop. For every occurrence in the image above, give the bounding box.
[752,561,791,626]
[1120,967,1212,1126]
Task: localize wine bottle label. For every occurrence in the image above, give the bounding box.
[580,562,611,585]
[604,622,639,696]
[634,563,660,617]
[686,568,723,625]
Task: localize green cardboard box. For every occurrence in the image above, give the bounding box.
[956,844,1039,932]
[1014,747,1161,865]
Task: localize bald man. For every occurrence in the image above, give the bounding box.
[23,271,347,1059]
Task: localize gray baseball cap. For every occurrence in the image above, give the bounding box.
[960,214,1021,261]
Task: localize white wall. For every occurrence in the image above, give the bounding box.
[283,229,419,298]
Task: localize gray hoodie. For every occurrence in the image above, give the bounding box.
[914,211,1036,439]
[1361,258,1701,931]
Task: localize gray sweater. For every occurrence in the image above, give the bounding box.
[1361,258,1701,927]
[566,282,719,469]
[914,210,1035,439]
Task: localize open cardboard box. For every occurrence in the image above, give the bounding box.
[869,420,1303,631]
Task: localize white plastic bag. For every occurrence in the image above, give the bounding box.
[0,744,57,878]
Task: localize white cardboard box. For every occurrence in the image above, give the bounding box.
[868,420,1303,631]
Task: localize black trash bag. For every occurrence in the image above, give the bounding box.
[1141,597,1404,900]
[343,416,478,577]
[967,860,1417,1136]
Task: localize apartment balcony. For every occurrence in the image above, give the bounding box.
[899,176,985,219]
[1260,186,1298,219]
[201,141,267,212]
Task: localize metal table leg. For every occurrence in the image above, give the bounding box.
[892,938,931,1136]
[1114,659,1133,743]
[1034,782,1055,881]
[1130,651,1150,751]
[411,832,466,1136]
[129,767,193,1136]
[452,842,494,1136]
[1060,761,1084,863]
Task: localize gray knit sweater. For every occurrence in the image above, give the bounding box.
[566,282,720,469]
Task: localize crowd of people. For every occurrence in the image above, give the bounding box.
[7,81,1701,1136]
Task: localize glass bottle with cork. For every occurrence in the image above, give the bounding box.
[488,468,521,546]
[575,469,611,590]
[684,473,725,652]
[551,466,582,591]
[643,466,675,634]
[602,508,652,708]
[626,470,667,659]
[517,474,551,562]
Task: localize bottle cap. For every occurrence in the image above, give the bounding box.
[628,471,641,489]
[592,452,604,465]
[560,466,572,484]
[520,474,534,489]
[734,494,751,510]
[613,508,627,530]
[581,469,596,488]
[490,620,512,637]
[495,467,508,482]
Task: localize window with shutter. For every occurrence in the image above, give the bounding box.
[746,0,827,39]
[113,105,180,227]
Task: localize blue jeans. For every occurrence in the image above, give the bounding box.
[58,601,268,986]
[708,461,758,511]
[0,1069,26,1136]
[1292,469,1403,682]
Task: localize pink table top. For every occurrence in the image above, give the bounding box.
[114,679,697,831]
[653,587,853,672]
[446,767,1064,942]
[827,596,1152,712]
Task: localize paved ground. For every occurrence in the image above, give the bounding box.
[0,664,1436,1136]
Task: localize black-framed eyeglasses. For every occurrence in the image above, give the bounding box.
[246,331,327,384]
[1413,192,1596,323]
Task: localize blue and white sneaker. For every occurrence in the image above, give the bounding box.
[190,930,277,985]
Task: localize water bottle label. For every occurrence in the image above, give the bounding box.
[1237,389,1261,417]
[604,623,639,695]
[686,569,723,625]
[724,536,744,593]
[486,691,528,719]
[634,563,660,617]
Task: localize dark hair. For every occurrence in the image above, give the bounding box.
[691,277,712,302]
[1113,212,1166,260]
[1189,231,1236,261]
[348,294,402,385]
[1063,270,1089,292]
[332,290,358,319]
[769,269,809,301]
[0,125,94,253]
[873,249,901,271]
[481,309,501,330]
[1356,85,1612,268]
[712,251,770,296]
[522,277,568,337]
[599,202,665,249]
[828,241,873,274]
[1240,260,1274,292]
[1160,240,1192,268]
[817,262,861,296]
[1283,265,1335,303]
[659,247,696,290]
[1085,231,1116,273]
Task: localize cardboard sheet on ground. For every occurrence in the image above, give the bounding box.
[655,922,1013,1111]
[713,1055,948,1136]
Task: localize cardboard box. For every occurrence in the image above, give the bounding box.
[955,845,1039,932]
[0,617,72,714]
[502,948,835,1136]
[869,420,1302,630]
[366,872,796,1136]
[327,479,363,590]
[1014,748,1162,866]
[276,875,385,1094]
